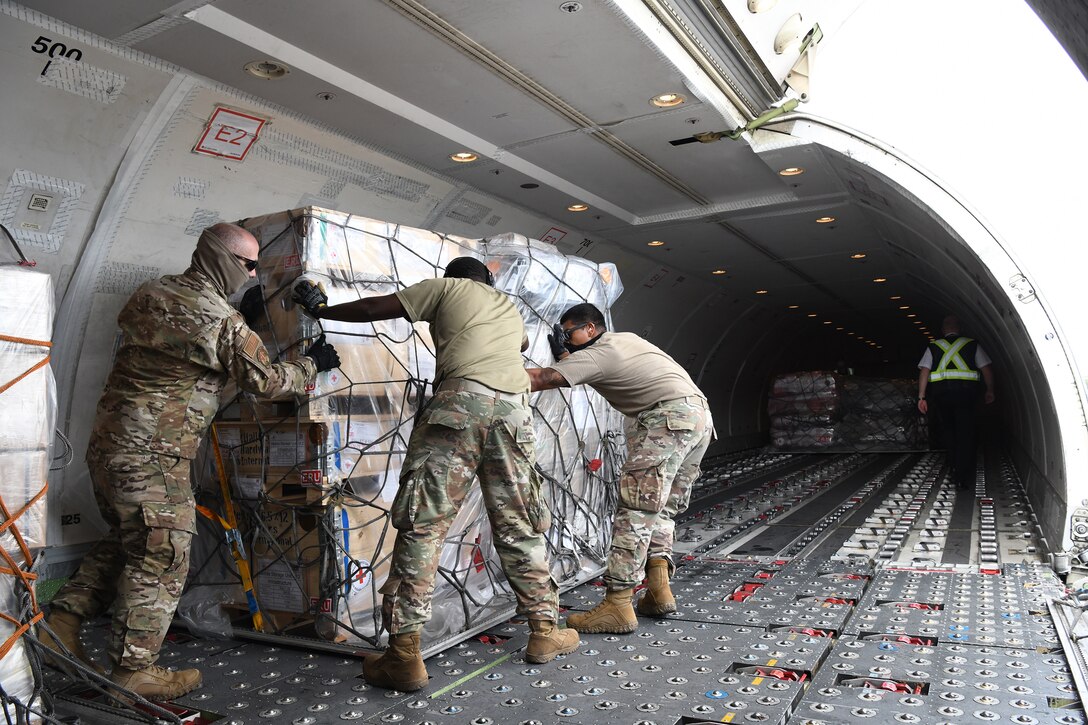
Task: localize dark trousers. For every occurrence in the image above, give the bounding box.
[928,384,979,488]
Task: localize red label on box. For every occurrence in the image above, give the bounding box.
[300,469,322,485]
[309,597,333,613]
[284,253,301,271]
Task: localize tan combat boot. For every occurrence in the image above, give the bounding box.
[362,632,429,691]
[110,664,202,701]
[636,558,677,616]
[38,610,105,674]
[565,588,637,634]
[525,619,580,663]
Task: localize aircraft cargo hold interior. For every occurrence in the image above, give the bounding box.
[0,0,1087,723]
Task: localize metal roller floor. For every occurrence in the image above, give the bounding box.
[45,448,1087,724]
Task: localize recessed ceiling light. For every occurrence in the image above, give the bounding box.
[914,320,923,325]
[889,295,902,300]
[315,91,337,101]
[807,313,817,318]
[816,216,835,224]
[872,277,887,283]
[755,289,768,295]
[787,305,799,309]
[823,320,832,325]
[651,92,686,107]
[244,60,289,79]
[907,313,916,318]
[778,167,805,176]
[850,253,866,259]
[450,152,478,163]
[835,327,843,331]
[898,305,910,310]
[568,203,589,212]
[647,240,665,247]
[711,269,727,275]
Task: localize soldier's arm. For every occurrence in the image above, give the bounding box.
[917,368,930,414]
[314,294,407,323]
[526,367,570,392]
[221,319,317,398]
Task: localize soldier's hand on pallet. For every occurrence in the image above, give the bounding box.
[305,334,340,372]
[548,323,568,361]
[293,279,328,317]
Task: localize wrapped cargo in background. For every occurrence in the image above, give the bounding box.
[180,209,624,653]
[0,263,56,722]
[768,371,925,452]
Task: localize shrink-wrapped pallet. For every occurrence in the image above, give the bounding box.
[0,265,54,554]
[182,209,624,650]
[768,371,925,452]
[0,265,54,723]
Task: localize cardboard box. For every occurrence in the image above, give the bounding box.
[228,494,394,641]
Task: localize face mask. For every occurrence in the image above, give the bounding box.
[564,331,604,354]
[190,229,251,297]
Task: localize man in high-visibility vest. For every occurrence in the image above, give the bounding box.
[917,315,995,489]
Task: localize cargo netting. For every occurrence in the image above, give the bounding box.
[180,208,625,652]
[0,263,55,721]
[768,372,927,452]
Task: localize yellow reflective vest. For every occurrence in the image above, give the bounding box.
[928,337,980,382]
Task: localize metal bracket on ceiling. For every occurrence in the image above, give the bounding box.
[784,24,823,102]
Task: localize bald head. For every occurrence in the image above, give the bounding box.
[204,222,259,260]
[941,315,960,337]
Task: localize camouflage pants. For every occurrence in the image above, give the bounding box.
[605,397,713,590]
[51,441,196,669]
[380,390,557,634]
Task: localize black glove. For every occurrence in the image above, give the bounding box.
[304,334,340,373]
[292,279,328,317]
[239,285,265,328]
[547,323,567,362]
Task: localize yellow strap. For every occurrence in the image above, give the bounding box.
[210,424,265,632]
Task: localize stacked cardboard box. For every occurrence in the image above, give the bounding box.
[183,209,624,650]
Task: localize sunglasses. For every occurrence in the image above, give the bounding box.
[562,322,589,341]
[234,254,259,272]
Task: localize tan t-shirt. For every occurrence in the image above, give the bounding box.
[396,277,529,394]
[550,331,704,415]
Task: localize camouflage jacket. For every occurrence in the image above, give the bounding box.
[91,268,316,459]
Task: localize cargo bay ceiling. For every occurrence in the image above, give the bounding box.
[19,0,1013,361]
[16,0,1088,546]
[17,0,970,359]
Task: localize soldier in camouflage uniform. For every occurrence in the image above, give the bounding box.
[293,256,578,692]
[40,223,340,700]
[527,303,713,634]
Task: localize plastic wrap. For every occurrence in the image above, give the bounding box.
[0,266,54,553]
[181,209,624,649]
[768,371,925,452]
[0,577,36,723]
[0,265,54,723]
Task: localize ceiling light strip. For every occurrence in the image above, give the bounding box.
[383,0,710,205]
[183,4,635,222]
